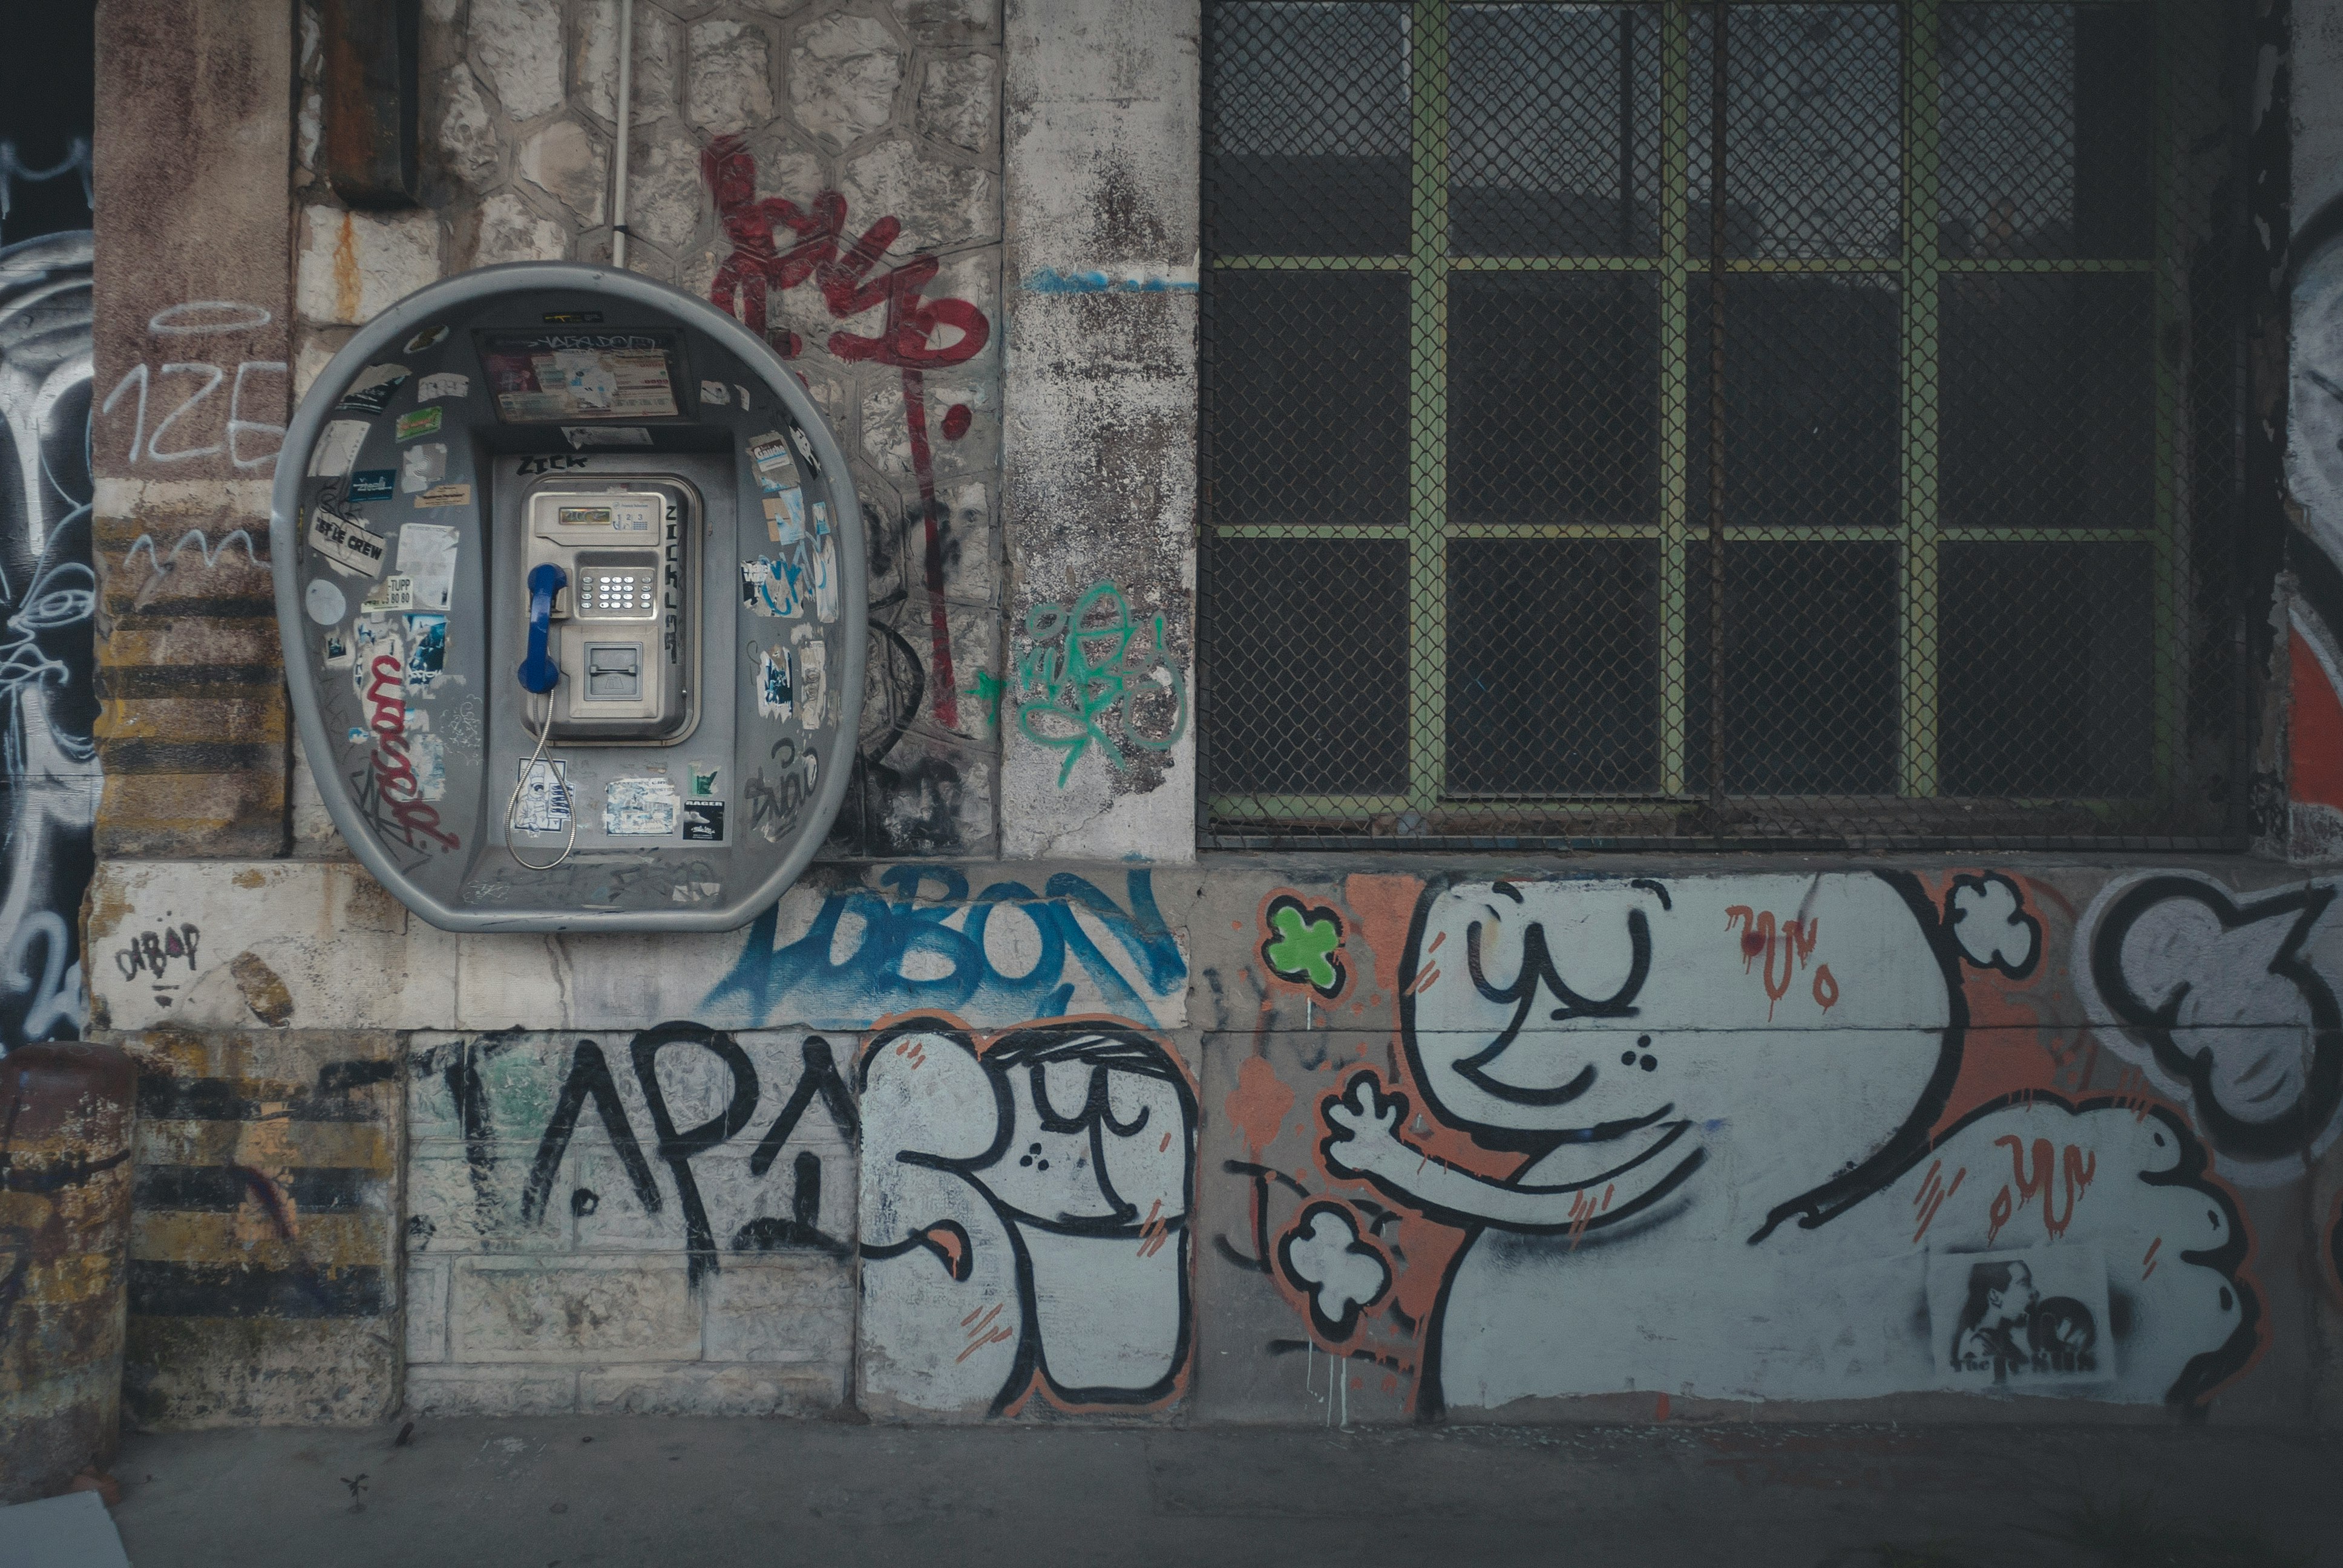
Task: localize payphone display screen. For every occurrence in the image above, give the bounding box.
[481,330,684,422]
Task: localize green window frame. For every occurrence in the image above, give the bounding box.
[1199,0,2235,848]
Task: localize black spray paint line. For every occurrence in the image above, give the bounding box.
[630,1022,761,1286]
[520,1039,661,1226]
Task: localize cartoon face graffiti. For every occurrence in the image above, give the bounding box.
[1313,871,2255,1413]
[1355,875,1956,1235]
[858,1018,1196,1416]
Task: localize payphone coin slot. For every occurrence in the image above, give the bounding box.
[584,643,644,701]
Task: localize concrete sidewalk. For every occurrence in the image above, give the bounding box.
[102,1418,2341,1568]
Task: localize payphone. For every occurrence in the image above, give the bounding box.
[269,264,864,932]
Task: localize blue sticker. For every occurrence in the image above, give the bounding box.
[348,469,395,501]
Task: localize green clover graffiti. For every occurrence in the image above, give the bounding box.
[1261,893,1346,1000]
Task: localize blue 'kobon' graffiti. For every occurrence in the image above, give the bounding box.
[701,866,1187,1029]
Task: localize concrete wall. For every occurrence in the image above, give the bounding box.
[65,0,2343,1429]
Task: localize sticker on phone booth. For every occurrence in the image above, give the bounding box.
[605,777,680,835]
[309,506,387,577]
[764,488,805,544]
[513,759,571,832]
[682,800,726,841]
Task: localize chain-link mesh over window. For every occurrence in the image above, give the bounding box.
[1199,0,2244,849]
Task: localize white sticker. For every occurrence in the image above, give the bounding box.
[304,577,347,625]
[605,776,680,835]
[764,488,805,544]
[336,362,410,415]
[735,384,751,411]
[404,324,450,353]
[401,441,447,493]
[747,432,797,492]
[407,725,447,802]
[361,574,416,614]
[513,759,571,833]
[794,634,827,730]
[813,535,839,623]
[309,420,370,478]
[323,629,353,669]
[308,505,387,577]
[417,372,470,402]
[756,644,793,720]
[699,380,730,406]
[562,425,653,449]
[396,523,460,612]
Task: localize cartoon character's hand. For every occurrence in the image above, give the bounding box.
[1322,1072,1407,1177]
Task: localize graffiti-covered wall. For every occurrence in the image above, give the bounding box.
[66,0,2343,1432]
[0,5,97,1053]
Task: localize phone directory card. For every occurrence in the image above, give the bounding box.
[482,332,681,422]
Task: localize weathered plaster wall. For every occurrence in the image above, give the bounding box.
[77,0,2343,1431]
[995,0,1200,861]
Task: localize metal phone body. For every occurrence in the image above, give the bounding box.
[520,477,700,744]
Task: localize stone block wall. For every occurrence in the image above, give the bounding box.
[107,1027,402,1425]
[401,1028,854,1416]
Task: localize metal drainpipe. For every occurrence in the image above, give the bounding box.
[611,0,635,269]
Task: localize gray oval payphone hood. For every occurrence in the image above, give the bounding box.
[270,263,865,932]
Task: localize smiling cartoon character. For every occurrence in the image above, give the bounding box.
[1318,873,2254,1411]
[859,1018,1196,1416]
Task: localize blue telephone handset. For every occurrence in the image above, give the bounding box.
[519,562,568,693]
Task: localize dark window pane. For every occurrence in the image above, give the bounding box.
[1940,4,2154,260]
[1687,541,1900,794]
[1205,539,1411,796]
[1204,269,1410,527]
[1939,273,2152,531]
[1686,4,1902,260]
[1450,272,1659,523]
[1449,4,1661,256]
[1449,539,1660,793]
[1690,275,1900,530]
[1204,2,1411,255]
[1942,541,2153,796]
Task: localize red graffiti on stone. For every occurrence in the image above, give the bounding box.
[702,134,989,730]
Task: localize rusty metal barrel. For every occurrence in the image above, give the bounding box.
[0,1043,137,1503]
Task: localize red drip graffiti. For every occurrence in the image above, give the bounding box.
[1724,906,1820,1020]
[1984,1134,2096,1245]
[702,134,991,731]
[364,655,457,851]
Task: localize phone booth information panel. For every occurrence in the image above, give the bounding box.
[270,264,865,932]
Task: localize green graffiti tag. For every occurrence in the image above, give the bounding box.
[1014,583,1188,786]
[962,669,1006,731]
[1260,893,1346,999]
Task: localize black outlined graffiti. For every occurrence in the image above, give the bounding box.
[1277,1200,1392,1341]
[1946,871,2041,979]
[859,1016,1197,1416]
[2083,872,2343,1172]
[1306,871,2254,1414]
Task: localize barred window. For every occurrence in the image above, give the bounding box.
[1198,0,2242,848]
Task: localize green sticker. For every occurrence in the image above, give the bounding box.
[396,406,442,442]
